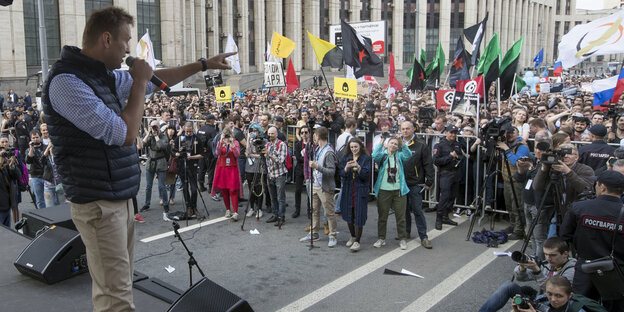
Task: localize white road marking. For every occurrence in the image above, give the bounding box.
[400,242,516,312]
[275,218,469,312]
[139,217,228,243]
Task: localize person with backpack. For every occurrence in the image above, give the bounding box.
[264,126,289,227]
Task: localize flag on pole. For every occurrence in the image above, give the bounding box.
[533,48,543,68]
[225,34,241,74]
[426,41,445,80]
[477,33,500,76]
[456,75,485,98]
[408,56,426,92]
[592,75,619,108]
[285,58,299,93]
[500,36,524,100]
[406,53,416,80]
[464,12,488,67]
[388,52,403,92]
[136,29,159,69]
[270,32,296,58]
[419,48,427,68]
[364,75,379,85]
[340,20,384,78]
[449,37,470,88]
[557,9,624,69]
[611,67,624,103]
[306,31,343,69]
[266,40,278,62]
[553,61,563,76]
[540,66,549,78]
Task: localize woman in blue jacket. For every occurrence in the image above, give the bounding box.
[371,136,412,250]
[339,138,372,252]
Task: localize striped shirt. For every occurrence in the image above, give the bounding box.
[265,139,287,178]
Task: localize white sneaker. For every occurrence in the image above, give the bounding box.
[350,241,361,252]
[246,210,254,217]
[231,212,239,221]
[399,240,407,250]
[299,232,320,242]
[328,237,337,248]
[484,204,492,211]
[162,212,171,222]
[373,239,386,248]
[453,208,462,218]
[346,237,356,247]
[225,210,232,218]
[257,210,263,218]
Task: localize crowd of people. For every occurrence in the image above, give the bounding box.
[3,41,624,312]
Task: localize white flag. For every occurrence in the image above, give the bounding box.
[225,34,241,74]
[266,40,278,62]
[557,9,624,69]
[136,29,159,69]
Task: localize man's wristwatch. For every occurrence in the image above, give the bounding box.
[198,57,208,71]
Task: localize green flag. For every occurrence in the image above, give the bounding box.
[419,48,427,68]
[406,53,416,80]
[435,41,445,76]
[477,33,500,75]
[500,36,524,73]
[515,76,526,92]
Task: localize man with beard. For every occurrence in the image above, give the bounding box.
[197,113,218,192]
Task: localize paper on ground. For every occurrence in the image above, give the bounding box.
[494,251,512,257]
[250,229,260,235]
[165,265,175,273]
[400,268,424,279]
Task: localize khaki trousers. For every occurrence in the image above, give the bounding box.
[311,186,337,238]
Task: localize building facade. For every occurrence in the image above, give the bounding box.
[4,0,619,92]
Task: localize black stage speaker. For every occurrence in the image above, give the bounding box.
[14,226,87,284]
[21,202,76,239]
[0,0,13,6]
[134,277,185,304]
[168,277,254,312]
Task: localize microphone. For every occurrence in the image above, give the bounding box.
[125,56,170,92]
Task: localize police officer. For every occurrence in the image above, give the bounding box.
[578,124,615,173]
[560,170,624,312]
[196,114,218,192]
[433,124,464,230]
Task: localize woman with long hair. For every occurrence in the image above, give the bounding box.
[339,137,372,252]
[213,128,242,220]
[512,109,530,141]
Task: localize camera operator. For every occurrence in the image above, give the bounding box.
[515,141,551,261]
[141,120,170,218]
[24,129,47,209]
[433,125,465,230]
[372,119,393,149]
[478,237,576,312]
[244,124,267,218]
[560,170,624,311]
[0,145,22,227]
[174,122,204,217]
[14,111,29,161]
[532,143,593,219]
[357,103,377,153]
[321,103,344,146]
[497,127,531,240]
[578,124,616,173]
[197,114,218,192]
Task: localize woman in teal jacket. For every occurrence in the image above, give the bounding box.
[371,136,412,250]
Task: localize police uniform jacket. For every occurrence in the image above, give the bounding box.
[578,140,615,172]
[560,195,624,266]
[433,137,464,172]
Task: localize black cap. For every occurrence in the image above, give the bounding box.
[274,116,284,123]
[589,124,607,137]
[445,124,459,132]
[26,107,34,112]
[205,114,216,120]
[597,170,624,188]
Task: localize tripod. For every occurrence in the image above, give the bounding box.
[306,142,319,250]
[180,148,210,226]
[172,221,205,287]
[241,153,267,231]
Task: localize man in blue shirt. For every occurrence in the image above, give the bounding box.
[43,7,234,311]
[496,127,530,240]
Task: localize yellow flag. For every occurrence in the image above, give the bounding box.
[307,31,336,66]
[270,32,296,58]
[214,86,232,103]
[334,77,357,100]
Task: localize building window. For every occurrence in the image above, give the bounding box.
[426,0,440,62]
[137,0,162,61]
[23,0,61,68]
[556,0,561,15]
[85,0,113,21]
[361,0,371,21]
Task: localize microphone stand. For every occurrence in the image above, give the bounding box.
[307,141,319,250]
[172,221,205,287]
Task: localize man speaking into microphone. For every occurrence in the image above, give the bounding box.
[42,7,234,311]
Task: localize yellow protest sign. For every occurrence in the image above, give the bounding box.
[334,77,357,100]
[214,86,232,103]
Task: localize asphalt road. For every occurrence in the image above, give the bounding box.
[16,173,536,312]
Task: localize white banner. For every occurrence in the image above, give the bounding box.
[329,20,387,55]
[263,62,285,87]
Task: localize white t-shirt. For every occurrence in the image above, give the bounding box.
[336,131,354,152]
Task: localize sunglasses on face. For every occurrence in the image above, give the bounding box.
[300,131,309,134]
[537,109,547,113]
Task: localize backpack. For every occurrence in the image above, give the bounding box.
[334,133,353,165]
[267,140,292,171]
[471,229,508,247]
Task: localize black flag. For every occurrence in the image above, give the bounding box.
[340,20,384,78]
[484,56,499,102]
[424,66,440,91]
[449,38,471,88]
[464,12,488,67]
[409,56,426,92]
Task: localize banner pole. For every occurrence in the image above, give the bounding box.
[320,66,336,103]
[497,77,501,116]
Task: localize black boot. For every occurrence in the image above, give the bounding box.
[291,207,300,218]
[274,217,285,227]
[442,215,458,226]
[198,184,207,192]
[435,217,443,230]
[266,215,278,223]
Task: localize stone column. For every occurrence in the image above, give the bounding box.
[114,0,138,55]
[195,0,206,60]
[238,0,249,73]
[501,0,510,50]
[439,0,451,70]
[222,0,234,50]
[417,0,426,54]
[185,0,196,63]
[328,0,340,25]
[285,0,302,71]
[521,0,529,66]
[266,0,283,38]
[58,0,86,47]
[486,0,495,41]
[464,0,478,28]
[304,0,320,70]
[0,2,27,78]
[254,0,265,72]
[349,0,361,22]
[370,0,381,21]
[392,0,403,69]
[205,0,220,60]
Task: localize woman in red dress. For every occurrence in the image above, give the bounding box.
[213,128,242,220]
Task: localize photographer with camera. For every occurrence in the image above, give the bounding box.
[24,129,47,209]
[214,128,242,220]
[533,143,593,219]
[174,122,204,218]
[357,103,377,153]
[372,119,393,150]
[497,127,531,240]
[14,111,30,161]
[478,237,577,312]
[511,276,606,312]
[0,143,22,227]
[433,125,465,230]
[321,103,344,146]
[560,170,624,311]
[245,124,267,218]
[141,120,170,219]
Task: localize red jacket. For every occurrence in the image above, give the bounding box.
[215,140,240,167]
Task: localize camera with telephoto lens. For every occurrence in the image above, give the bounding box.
[1,150,12,158]
[513,296,537,309]
[481,116,513,141]
[151,125,159,132]
[541,148,572,165]
[252,133,268,150]
[511,251,536,263]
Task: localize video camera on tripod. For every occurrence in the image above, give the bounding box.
[480,116,514,141]
[540,147,573,165]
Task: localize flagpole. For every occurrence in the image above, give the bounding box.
[443,69,451,88]
[320,66,336,103]
[483,75,487,116]
[510,73,517,102]
[496,77,501,116]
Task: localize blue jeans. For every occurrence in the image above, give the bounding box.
[335,188,342,213]
[144,170,168,207]
[479,281,524,312]
[30,177,46,209]
[406,185,428,240]
[44,185,64,207]
[268,174,287,218]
